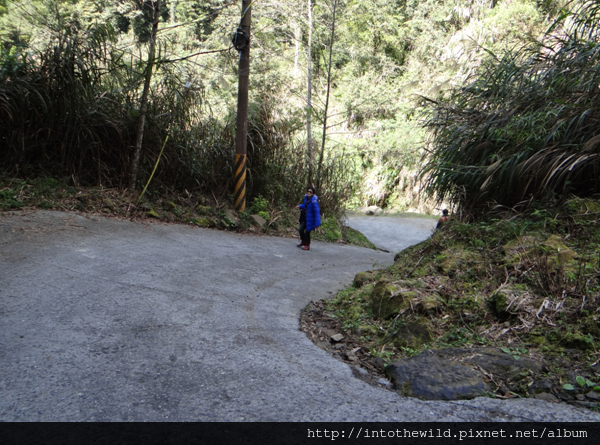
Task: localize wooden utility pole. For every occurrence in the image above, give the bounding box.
[234,1,252,212]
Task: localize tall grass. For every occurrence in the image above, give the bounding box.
[245,92,356,216]
[0,27,356,215]
[0,36,134,185]
[419,0,600,216]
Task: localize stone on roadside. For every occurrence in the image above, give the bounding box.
[224,210,237,223]
[363,205,383,216]
[250,214,267,228]
[315,341,331,351]
[372,357,385,370]
[353,271,376,288]
[102,198,116,210]
[391,321,433,349]
[586,391,600,401]
[415,293,443,315]
[192,217,211,227]
[389,350,488,400]
[534,393,560,403]
[330,334,344,342]
[346,352,358,362]
[388,347,544,401]
[378,378,393,389]
[352,366,369,376]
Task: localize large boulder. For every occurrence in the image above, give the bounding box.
[388,347,543,400]
[389,349,488,400]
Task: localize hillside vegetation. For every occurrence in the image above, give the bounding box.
[316,203,600,405]
[0,0,569,214]
[313,0,600,407]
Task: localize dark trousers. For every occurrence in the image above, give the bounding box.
[299,221,311,244]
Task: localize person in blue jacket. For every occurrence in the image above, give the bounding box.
[295,186,321,251]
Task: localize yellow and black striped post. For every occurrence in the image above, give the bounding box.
[234,153,246,212]
[233,1,252,213]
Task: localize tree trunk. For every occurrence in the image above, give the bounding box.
[129,0,161,192]
[316,0,338,190]
[170,0,178,25]
[306,0,314,186]
[293,21,301,79]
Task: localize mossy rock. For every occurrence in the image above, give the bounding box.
[503,235,576,269]
[437,247,484,276]
[196,205,213,215]
[369,279,409,319]
[503,235,542,265]
[560,332,595,351]
[542,235,577,265]
[530,336,546,346]
[102,198,116,210]
[192,217,212,227]
[564,198,600,216]
[391,321,433,349]
[353,271,377,288]
[415,293,443,315]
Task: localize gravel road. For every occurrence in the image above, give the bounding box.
[1,210,598,421]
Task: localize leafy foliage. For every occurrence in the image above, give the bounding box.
[420,0,600,216]
[0,0,584,215]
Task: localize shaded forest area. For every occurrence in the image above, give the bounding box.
[1,0,584,218]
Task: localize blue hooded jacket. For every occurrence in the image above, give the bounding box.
[299,194,321,232]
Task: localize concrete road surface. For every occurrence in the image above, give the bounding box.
[345,213,437,254]
[1,210,598,421]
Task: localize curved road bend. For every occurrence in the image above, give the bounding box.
[0,210,598,421]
